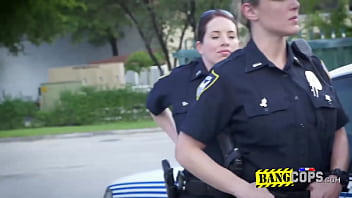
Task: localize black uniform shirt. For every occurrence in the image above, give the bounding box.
[147,58,227,180]
[146,58,208,132]
[181,39,349,184]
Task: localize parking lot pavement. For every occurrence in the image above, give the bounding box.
[0,127,176,198]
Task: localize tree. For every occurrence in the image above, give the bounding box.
[0,0,85,54]
[125,51,164,74]
[116,0,233,75]
[171,0,234,65]
[300,0,352,39]
[115,0,164,75]
[125,50,164,86]
[0,0,234,74]
[70,0,131,56]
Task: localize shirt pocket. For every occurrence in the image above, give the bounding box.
[172,102,189,115]
[309,86,338,139]
[244,98,289,118]
[310,86,337,109]
[242,97,290,146]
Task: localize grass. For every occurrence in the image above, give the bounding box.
[0,120,157,138]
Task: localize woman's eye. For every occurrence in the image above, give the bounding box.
[211,36,219,39]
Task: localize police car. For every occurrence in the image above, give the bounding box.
[103,64,352,198]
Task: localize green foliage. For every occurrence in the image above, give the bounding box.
[125,51,164,73]
[299,0,346,14]
[0,0,86,54]
[0,120,156,138]
[115,0,235,71]
[0,96,38,130]
[0,88,150,130]
[70,0,130,51]
[193,0,234,18]
[35,87,150,127]
[0,0,236,63]
[301,0,352,39]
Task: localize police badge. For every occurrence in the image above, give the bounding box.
[305,71,322,97]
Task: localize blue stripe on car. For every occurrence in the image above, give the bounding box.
[109,181,165,188]
[113,192,166,195]
[113,186,165,191]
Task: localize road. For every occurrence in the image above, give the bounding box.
[0,128,177,198]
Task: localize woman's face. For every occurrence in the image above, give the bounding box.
[196,16,240,68]
[250,0,300,36]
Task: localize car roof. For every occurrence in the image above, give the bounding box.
[329,64,352,79]
[110,166,183,185]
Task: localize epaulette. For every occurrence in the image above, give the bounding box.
[212,49,244,70]
[158,59,200,80]
[158,72,171,80]
[176,59,199,70]
[291,39,313,58]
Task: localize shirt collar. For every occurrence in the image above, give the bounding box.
[190,58,209,81]
[285,42,303,70]
[244,39,272,73]
[244,39,302,73]
[288,43,308,69]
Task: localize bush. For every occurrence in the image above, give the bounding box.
[0,87,151,130]
[125,51,164,73]
[0,96,38,130]
[37,87,150,126]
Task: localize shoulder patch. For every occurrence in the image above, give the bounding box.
[196,70,219,100]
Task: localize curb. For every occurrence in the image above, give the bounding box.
[0,127,163,143]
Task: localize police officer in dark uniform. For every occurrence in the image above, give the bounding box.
[147,9,239,143]
[146,9,240,198]
[146,58,209,138]
[176,1,350,198]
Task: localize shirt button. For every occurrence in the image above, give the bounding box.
[294,96,299,100]
[299,123,305,128]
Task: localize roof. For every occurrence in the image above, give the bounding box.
[89,55,129,64]
[329,64,352,79]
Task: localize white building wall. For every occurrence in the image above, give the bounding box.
[125,65,168,92]
[0,26,147,100]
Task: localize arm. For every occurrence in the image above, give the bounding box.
[308,127,350,198]
[175,132,274,198]
[151,108,178,143]
[330,127,350,171]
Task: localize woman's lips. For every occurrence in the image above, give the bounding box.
[289,16,299,23]
[218,50,231,56]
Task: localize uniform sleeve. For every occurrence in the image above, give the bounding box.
[180,69,236,144]
[334,90,350,130]
[311,56,350,130]
[146,77,171,115]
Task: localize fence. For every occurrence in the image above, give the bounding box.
[308,38,352,70]
[173,37,352,71]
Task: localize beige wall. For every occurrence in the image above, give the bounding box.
[48,67,77,83]
[48,62,125,90]
[40,81,82,111]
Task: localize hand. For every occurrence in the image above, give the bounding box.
[236,182,275,198]
[308,177,343,198]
